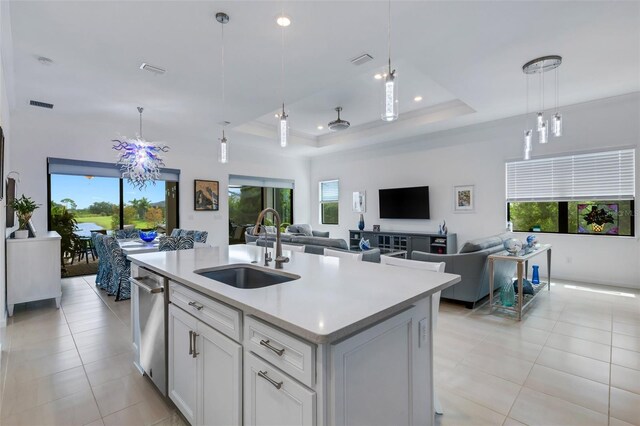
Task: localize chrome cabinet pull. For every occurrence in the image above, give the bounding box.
[192,332,199,358]
[188,301,204,311]
[188,330,193,355]
[258,370,283,389]
[259,339,285,356]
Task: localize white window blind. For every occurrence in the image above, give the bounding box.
[48,157,180,181]
[320,180,339,202]
[506,149,635,202]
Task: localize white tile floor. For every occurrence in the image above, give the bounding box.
[0,275,638,425]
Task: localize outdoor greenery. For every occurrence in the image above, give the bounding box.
[509,200,633,236]
[51,196,166,232]
[50,202,78,268]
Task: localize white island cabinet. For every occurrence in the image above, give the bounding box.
[7,231,61,316]
[129,245,460,426]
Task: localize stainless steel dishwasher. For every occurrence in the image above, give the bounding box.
[130,268,168,396]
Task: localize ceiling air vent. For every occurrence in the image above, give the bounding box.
[350,53,373,66]
[139,63,166,75]
[30,100,54,109]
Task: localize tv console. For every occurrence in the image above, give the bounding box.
[349,229,457,255]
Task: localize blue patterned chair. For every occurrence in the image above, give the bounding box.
[99,235,115,293]
[158,236,195,252]
[115,228,139,239]
[92,233,108,290]
[105,236,131,301]
[169,229,208,243]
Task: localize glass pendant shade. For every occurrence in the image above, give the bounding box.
[552,113,562,137]
[539,121,548,144]
[524,129,533,160]
[381,71,398,122]
[536,112,544,131]
[219,132,229,164]
[278,105,289,148]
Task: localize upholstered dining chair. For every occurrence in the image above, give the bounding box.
[91,232,108,290]
[115,228,139,239]
[323,248,364,261]
[104,236,131,301]
[158,235,195,252]
[380,255,446,415]
[99,235,115,293]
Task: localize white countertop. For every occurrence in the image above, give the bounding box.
[128,244,461,343]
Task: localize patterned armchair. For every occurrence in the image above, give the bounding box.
[105,236,132,301]
[158,235,195,251]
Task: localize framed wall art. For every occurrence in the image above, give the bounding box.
[194,179,219,211]
[454,185,475,213]
[352,191,366,213]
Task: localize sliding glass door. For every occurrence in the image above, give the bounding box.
[228,185,293,245]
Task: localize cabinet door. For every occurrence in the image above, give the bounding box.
[168,305,198,425]
[197,321,242,426]
[244,353,316,426]
[409,236,430,253]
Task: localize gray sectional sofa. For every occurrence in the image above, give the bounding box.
[245,224,380,262]
[411,233,516,308]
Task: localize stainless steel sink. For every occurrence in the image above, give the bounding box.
[194,264,300,289]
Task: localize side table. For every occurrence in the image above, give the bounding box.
[488,244,552,320]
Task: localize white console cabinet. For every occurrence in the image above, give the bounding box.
[6,231,61,316]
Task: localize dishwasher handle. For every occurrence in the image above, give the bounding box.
[130,277,164,294]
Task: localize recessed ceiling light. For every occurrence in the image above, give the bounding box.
[317,125,324,130]
[374,73,383,80]
[276,15,291,27]
[275,113,280,118]
[414,96,423,102]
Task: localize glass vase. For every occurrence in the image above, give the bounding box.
[500,280,515,307]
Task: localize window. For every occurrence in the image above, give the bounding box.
[228,175,294,245]
[47,158,180,235]
[320,180,339,225]
[506,149,635,236]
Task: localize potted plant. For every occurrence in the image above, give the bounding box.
[11,194,40,239]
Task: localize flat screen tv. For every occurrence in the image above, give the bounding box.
[379,186,430,219]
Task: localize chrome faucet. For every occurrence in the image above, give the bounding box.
[253,208,289,269]
[259,226,272,266]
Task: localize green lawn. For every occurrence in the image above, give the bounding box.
[76,215,112,229]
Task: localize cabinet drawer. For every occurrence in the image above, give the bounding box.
[244,316,315,387]
[169,281,242,342]
[244,352,316,426]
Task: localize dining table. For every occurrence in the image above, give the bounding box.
[118,239,210,255]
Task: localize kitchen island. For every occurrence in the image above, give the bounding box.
[128,244,460,426]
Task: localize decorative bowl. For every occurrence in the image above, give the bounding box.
[503,238,523,256]
[139,230,158,242]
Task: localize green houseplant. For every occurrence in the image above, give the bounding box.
[11,194,40,238]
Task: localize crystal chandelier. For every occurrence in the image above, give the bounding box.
[522,55,563,159]
[381,0,398,122]
[113,107,169,190]
[217,12,230,164]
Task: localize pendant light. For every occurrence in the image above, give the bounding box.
[112,107,169,190]
[278,14,289,148]
[523,73,533,160]
[217,12,230,164]
[381,0,398,122]
[522,55,563,153]
[552,66,562,137]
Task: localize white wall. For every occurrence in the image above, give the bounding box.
[8,109,310,250]
[310,93,640,289]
